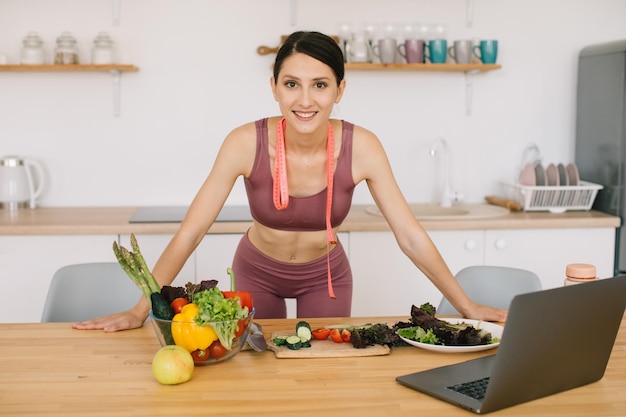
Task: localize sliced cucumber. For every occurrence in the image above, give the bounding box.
[273,335,289,346]
[286,335,303,350]
[296,321,312,341]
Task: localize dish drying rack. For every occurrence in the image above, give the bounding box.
[501,181,603,213]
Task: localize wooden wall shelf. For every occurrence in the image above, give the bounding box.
[345,63,501,73]
[0,64,139,72]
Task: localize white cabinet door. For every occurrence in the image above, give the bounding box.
[118,234,195,288]
[484,228,615,289]
[0,235,117,323]
[348,230,484,317]
[195,234,244,291]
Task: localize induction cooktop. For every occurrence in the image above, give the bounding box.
[129,205,253,223]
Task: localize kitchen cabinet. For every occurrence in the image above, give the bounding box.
[483,228,615,289]
[349,230,484,317]
[0,235,117,323]
[195,234,244,290]
[348,227,615,317]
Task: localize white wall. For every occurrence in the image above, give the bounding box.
[2,0,626,208]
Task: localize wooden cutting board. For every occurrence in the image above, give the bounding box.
[267,332,391,358]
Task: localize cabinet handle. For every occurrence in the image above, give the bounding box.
[464,240,477,251]
[494,239,507,250]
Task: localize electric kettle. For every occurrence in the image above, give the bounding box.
[0,156,46,210]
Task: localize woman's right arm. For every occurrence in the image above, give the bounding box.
[72,123,258,332]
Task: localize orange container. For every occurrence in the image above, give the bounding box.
[564,263,597,286]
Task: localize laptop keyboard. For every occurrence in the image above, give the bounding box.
[447,377,490,401]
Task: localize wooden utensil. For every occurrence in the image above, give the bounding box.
[485,195,523,211]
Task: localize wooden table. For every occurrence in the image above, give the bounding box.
[1,316,624,417]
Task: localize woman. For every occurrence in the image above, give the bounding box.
[74,31,506,332]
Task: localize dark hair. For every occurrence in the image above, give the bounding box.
[273,31,345,87]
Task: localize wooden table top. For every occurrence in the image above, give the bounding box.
[1,316,624,417]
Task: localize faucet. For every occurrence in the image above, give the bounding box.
[430,138,454,207]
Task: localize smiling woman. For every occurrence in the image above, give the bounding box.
[72,31,507,333]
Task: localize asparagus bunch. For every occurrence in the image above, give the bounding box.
[112,233,161,308]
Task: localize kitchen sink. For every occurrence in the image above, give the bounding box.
[364,203,510,220]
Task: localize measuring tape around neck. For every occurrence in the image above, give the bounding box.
[273,117,337,298]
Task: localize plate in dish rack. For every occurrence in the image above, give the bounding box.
[397,318,503,353]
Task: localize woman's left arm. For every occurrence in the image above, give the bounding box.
[351,127,507,322]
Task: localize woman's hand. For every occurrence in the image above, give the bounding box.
[71,309,147,332]
[461,302,508,322]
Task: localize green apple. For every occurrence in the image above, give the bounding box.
[152,345,194,385]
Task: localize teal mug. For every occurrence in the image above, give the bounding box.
[473,40,498,64]
[426,39,448,64]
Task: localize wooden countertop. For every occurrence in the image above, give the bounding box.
[1,315,624,417]
[0,205,619,236]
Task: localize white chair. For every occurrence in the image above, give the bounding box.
[41,262,141,322]
[437,265,543,315]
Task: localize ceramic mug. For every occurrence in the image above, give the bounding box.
[425,39,447,64]
[346,40,370,63]
[372,38,397,64]
[448,40,473,64]
[473,40,498,64]
[397,39,425,63]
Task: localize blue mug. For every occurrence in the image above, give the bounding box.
[426,39,448,64]
[473,40,498,64]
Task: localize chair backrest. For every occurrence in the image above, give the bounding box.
[437,265,543,315]
[41,262,142,322]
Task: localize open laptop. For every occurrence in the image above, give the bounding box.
[396,275,626,414]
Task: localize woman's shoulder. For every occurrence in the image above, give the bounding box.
[227,116,282,137]
[340,120,380,145]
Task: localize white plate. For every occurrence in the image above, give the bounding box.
[397,318,503,353]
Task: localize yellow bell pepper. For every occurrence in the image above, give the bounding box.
[171,303,218,352]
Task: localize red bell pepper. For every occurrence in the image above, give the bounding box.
[222,268,254,336]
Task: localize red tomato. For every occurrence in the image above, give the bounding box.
[311,328,331,340]
[170,297,189,314]
[341,329,351,343]
[191,349,210,362]
[208,340,227,358]
[329,328,344,343]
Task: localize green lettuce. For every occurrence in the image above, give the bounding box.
[193,288,248,350]
[397,326,440,345]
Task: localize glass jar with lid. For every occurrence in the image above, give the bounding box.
[20,31,46,65]
[54,31,79,65]
[91,32,115,64]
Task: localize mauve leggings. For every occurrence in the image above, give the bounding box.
[231,232,353,319]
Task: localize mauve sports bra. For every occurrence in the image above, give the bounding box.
[244,118,356,232]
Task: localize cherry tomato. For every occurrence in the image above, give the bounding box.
[329,328,344,343]
[191,348,210,362]
[170,297,189,314]
[341,328,351,343]
[311,328,331,340]
[208,340,227,358]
